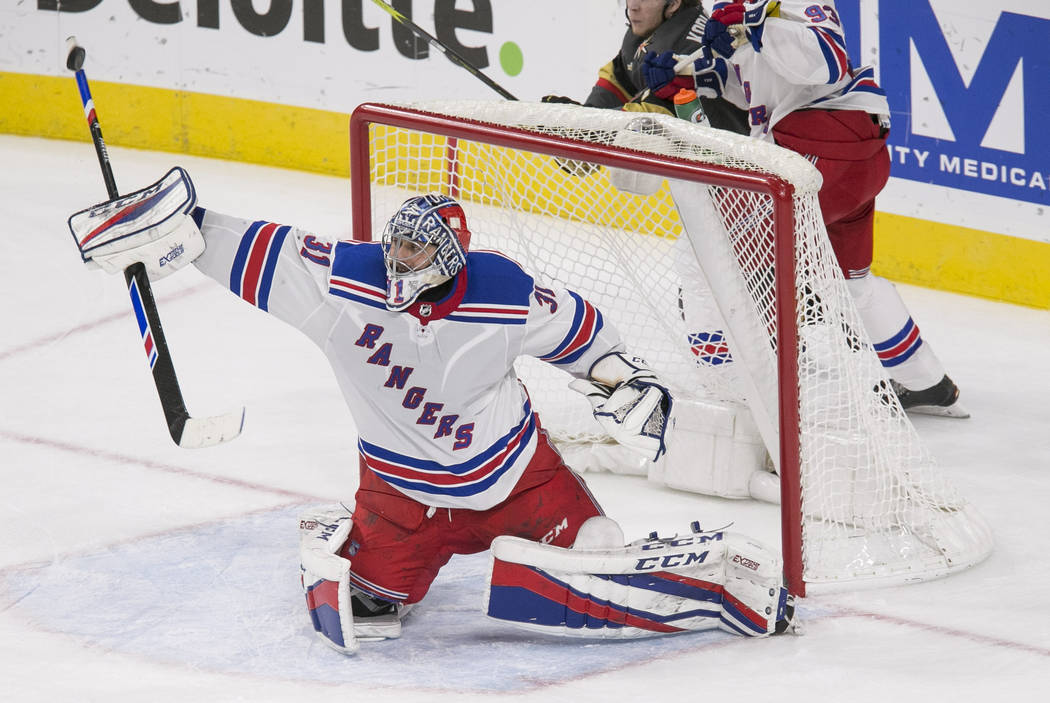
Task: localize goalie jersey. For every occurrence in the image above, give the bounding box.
[190,208,624,511]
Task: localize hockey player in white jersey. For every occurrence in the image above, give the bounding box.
[643,0,966,415]
[68,173,794,653]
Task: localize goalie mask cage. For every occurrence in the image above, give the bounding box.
[348,101,993,597]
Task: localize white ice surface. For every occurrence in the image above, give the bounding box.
[1,135,1048,702]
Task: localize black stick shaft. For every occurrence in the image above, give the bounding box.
[69,45,192,445]
[369,0,517,100]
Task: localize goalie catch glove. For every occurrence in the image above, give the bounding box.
[67,166,204,279]
[570,351,675,462]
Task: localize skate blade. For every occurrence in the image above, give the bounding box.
[907,401,970,419]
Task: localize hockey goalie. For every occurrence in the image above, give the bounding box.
[67,167,795,655]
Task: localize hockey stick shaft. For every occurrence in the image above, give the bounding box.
[66,37,243,448]
[368,0,517,100]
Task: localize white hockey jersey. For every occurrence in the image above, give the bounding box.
[191,208,624,511]
[712,0,890,138]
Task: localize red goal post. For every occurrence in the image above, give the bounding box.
[348,100,992,597]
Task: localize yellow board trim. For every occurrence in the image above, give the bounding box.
[1,71,349,177]
[873,212,1050,309]
[3,70,1047,309]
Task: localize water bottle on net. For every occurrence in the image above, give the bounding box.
[673,88,707,125]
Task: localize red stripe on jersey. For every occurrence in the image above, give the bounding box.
[457,305,529,316]
[241,222,278,306]
[595,77,630,104]
[548,302,598,362]
[814,27,850,81]
[331,277,385,300]
[364,418,531,487]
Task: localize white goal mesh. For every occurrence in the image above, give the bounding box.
[349,100,993,594]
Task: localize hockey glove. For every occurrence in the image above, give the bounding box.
[541,95,581,105]
[570,351,674,462]
[642,50,696,101]
[705,1,778,57]
[300,505,357,655]
[692,47,730,99]
[67,166,204,279]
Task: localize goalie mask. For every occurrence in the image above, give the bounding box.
[382,194,471,311]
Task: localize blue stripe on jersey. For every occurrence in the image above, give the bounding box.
[362,398,532,476]
[842,66,886,97]
[230,220,264,297]
[809,26,849,84]
[810,66,887,107]
[559,306,603,365]
[372,429,533,498]
[540,291,604,365]
[328,283,389,310]
[445,311,528,325]
[257,225,290,311]
[359,401,536,498]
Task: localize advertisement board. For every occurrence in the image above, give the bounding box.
[1,1,1047,305]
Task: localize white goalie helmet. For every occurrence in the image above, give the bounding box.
[382,194,471,311]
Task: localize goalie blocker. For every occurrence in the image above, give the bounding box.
[486,516,795,639]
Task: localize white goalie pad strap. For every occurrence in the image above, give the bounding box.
[67,166,204,279]
[299,505,357,655]
[486,527,788,639]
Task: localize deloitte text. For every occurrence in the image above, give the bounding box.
[38,0,495,68]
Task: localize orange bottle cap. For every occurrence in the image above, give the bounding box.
[673,88,698,104]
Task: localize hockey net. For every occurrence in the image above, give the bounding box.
[348,100,993,596]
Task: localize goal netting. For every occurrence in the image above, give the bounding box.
[348,100,993,595]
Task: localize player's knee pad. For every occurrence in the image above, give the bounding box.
[485,522,792,639]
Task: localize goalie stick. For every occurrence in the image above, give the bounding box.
[368,0,518,100]
[65,37,244,449]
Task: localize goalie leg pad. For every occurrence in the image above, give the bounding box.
[299,504,358,654]
[486,525,789,639]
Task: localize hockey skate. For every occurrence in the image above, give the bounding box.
[890,375,969,418]
[350,589,413,641]
[773,594,800,636]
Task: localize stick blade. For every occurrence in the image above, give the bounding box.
[175,407,246,449]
